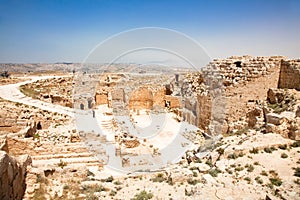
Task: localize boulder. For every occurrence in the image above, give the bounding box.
[246,107,262,128]
[267,88,284,104]
[0,151,31,200]
[266,113,285,125]
[195,163,210,172]
[24,121,37,138]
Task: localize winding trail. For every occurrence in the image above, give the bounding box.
[0,75,78,116]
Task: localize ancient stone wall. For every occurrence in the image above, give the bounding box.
[95,93,108,105]
[278,59,300,90]
[182,56,284,133]
[128,87,154,110]
[196,95,212,132]
[208,55,285,86]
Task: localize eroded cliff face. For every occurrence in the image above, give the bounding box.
[0,149,32,200]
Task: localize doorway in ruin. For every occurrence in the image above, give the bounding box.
[234,61,242,68]
[88,100,93,109]
[80,103,84,110]
[37,121,42,130]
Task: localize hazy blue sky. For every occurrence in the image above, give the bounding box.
[0,0,299,63]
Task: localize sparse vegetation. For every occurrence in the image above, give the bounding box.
[280,153,288,158]
[208,168,222,177]
[261,170,268,176]
[105,176,114,182]
[255,176,263,184]
[205,160,213,167]
[57,159,67,169]
[245,164,254,172]
[151,173,165,183]
[131,190,154,200]
[264,147,273,153]
[293,167,300,177]
[249,147,259,154]
[290,141,300,148]
[269,177,282,187]
[244,177,251,183]
[187,178,200,185]
[216,148,224,155]
[227,153,238,159]
[278,144,287,150]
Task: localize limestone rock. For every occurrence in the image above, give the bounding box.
[247,107,262,128]
[194,163,210,172]
[0,151,31,200]
[266,113,285,125]
[267,88,284,104]
[25,121,37,138]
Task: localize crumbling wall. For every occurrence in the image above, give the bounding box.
[278,60,300,90]
[128,87,154,110]
[209,55,284,86]
[196,95,212,131]
[95,93,108,105]
[182,56,284,133]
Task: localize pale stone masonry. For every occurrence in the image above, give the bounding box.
[278,59,300,90]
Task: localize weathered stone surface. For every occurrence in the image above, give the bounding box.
[266,113,285,125]
[24,121,37,138]
[190,162,210,172]
[296,105,300,118]
[129,87,153,110]
[247,107,262,128]
[267,88,284,104]
[278,59,300,90]
[0,151,31,200]
[0,138,9,153]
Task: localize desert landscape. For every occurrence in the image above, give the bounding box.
[1,1,300,200]
[0,55,299,200]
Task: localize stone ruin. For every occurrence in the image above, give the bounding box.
[278,59,300,90]
[0,139,32,200]
[69,56,300,139]
[179,55,300,138]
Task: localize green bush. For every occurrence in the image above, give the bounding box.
[151,173,165,183]
[264,147,273,153]
[245,164,254,172]
[294,167,300,177]
[281,153,288,159]
[290,141,300,148]
[187,178,200,185]
[269,177,282,187]
[227,153,238,159]
[260,170,268,176]
[255,176,263,184]
[208,168,222,177]
[278,144,287,150]
[249,148,259,154]
[131,190,154,200]
[105,176,114,182]
[244,177,251,183]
